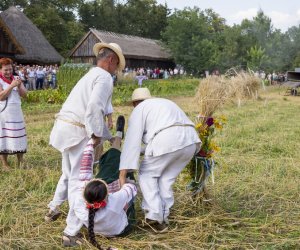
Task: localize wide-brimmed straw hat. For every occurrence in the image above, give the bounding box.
[132,88,152,102]
[93,42,125,72]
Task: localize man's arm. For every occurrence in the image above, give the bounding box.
[119,106,145,186]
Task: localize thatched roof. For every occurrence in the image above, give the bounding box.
[0,17,25,54]
[0,6,62,64]
[70,29,172,61]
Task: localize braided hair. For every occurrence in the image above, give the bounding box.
[84,180,108,250]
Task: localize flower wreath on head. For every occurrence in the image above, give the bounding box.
[85,178,108,209]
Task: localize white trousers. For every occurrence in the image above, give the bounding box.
[48,138,88,211]
[139,143,197,223]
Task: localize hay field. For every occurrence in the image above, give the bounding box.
[0,87,299,249]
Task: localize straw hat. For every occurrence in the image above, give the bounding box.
[93,42,125,72]
[131,88,152,102]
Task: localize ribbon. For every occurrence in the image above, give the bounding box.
[86,200,107,209]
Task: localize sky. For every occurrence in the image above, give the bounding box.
[156,0,300,32]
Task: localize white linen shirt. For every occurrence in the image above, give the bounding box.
[119,98,201,170]
[72,183,137,237]
[0,78,21,105]
[50,67,113,152]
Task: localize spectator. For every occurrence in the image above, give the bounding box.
[36,66,45,89]
[27,66,36,90]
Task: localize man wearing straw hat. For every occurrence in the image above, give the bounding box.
[45,42,125,229]
[119,88,201,233]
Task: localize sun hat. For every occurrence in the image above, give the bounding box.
[93,42,125,72]
[131,88,152,102]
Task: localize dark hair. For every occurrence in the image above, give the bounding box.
[84,180,108,250]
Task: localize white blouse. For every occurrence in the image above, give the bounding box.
[71,183,137,237]
[0,78,21,105]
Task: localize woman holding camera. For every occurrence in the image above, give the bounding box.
[0,58,27,170]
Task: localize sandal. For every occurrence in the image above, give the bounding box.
[62,232,84,247]
[44,208,61,222]
[142,219,168,233]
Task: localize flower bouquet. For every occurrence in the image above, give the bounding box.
[187,115,226,196]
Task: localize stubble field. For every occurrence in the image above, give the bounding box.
[0,86,299,249]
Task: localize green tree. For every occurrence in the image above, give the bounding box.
[293,52,300,68]
[78,0,118,31]
[162,7,223,75]
[0,0,28,11]
[78,0,168,39]
[246,46,268,71]
[24,0,84,57]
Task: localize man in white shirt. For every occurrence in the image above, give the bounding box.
[45,42,125,230]
[119,88,201,232]
[36,66,45,89]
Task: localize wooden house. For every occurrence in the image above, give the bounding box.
[69,29,174,69]
[0,6,62,64]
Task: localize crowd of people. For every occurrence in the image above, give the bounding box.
[0,42,201,249]
[13,63,59,90]
[124,67,186,80]
[254,71,286,84]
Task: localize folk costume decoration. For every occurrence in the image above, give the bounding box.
[119,88,201,232]
[0,58,27,170]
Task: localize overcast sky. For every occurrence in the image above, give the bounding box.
[156,0,300,31]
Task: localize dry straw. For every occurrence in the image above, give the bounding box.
[195,70,261,116]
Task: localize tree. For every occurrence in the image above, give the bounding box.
[162,7,223,75]
[293,52,300,68]
[0,0,28,11]
[78,0,118,31]
[78,0,169,39]
[246,46,268,71]
[24,0,84,57]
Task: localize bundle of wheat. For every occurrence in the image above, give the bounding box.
[226,71,260,100]
[195,76,227,117]
[195,71,261,114]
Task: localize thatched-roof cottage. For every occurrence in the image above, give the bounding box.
[69,29,174,69]
[0,6,62,64]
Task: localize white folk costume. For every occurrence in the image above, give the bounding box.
[48,67,113,213]
[64,183,137,237]
[0,77,27,154]
[119,98,201,223]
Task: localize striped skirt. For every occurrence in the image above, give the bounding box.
[0,103,27,154]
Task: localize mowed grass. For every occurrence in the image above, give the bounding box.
[0,86,299,249]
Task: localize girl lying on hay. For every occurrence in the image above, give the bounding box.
[62,116,136,250]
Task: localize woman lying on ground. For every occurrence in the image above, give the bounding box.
[62,117,137,249]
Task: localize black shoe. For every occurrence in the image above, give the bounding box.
[116,115,125,139]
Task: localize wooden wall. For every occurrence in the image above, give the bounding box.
[71,33,99,57]
[70,32,175,69]
[0,27,18,54]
